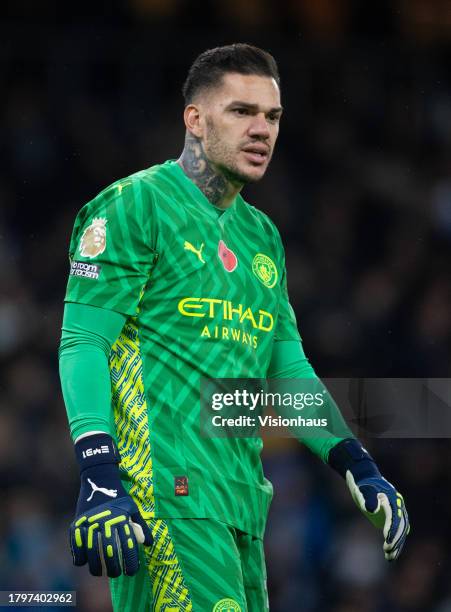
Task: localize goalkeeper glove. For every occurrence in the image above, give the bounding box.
[328,438,410,561]
[69,433,153,577]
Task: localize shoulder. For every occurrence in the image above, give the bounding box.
[238,199,287,276]
[239,198,283,244]
[97,167,158,209]
[69,166,166,250]
[75,165,163,224]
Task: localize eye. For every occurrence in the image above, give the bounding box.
[267,113,280,123]
[233,108,249,116]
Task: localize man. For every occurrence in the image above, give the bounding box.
[59,44,409,612]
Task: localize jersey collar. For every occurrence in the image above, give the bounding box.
[167,160,238,222]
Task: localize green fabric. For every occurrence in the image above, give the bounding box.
[65,177,158,316]
[63,159,301,538]
[59,302,126,440]
[268,340,353,462]
[110,518,267,612]
[267,338,315,378]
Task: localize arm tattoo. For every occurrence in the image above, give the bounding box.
[178,133,229,207]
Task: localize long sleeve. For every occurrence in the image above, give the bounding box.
[267,339,354,461]
[58,302,126,440]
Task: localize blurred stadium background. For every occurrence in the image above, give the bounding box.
[1,1,451,610]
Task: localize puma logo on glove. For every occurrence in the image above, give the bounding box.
[86,478,118,502]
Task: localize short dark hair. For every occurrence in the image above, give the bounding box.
[182,43,280,104]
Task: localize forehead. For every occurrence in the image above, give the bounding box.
[208,73,281,108]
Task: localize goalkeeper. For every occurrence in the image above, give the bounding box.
[59,44,409,611]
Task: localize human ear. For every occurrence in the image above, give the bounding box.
[183,104,203,138]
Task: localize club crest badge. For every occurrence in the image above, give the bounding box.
[252,253,278,288]
[213,599,241,612]
[79,217,107,258]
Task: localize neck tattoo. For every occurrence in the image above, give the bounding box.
[178,133,232,208]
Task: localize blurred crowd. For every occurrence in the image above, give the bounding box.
[1,1,451,610]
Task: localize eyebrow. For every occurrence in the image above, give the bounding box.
[225,101,284,114]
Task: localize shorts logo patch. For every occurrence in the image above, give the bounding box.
[70,260,101,280]
[252,253,278,289]
[174,476,189,496]
[213,599,241,611]
[79,217,107,258]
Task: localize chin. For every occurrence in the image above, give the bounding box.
[229,163,268,185]
[242,166,268,183]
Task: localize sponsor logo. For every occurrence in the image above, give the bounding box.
[86,478,118,502]
[174,476,189,496]
[184,240,205,263]
[82,446,110,458]
[177,297,274,350]
[252,253,278,288]
[213,599,241,611]
[70,260,101,280]
[218,240,238,272]
[79,217,107,258]
[177,298,273,331]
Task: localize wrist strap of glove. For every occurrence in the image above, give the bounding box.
[74,433,120,473]
[328,438,381,481]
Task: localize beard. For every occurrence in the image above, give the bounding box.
[204,117,270,185]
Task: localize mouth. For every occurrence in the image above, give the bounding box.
[241,144,270,165]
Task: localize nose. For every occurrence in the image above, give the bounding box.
[248,113,271,139]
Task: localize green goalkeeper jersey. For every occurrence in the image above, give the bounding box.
[65,160,300,538]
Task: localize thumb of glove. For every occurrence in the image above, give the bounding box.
[359,484,380,513]
[346,472,386,531]
[129,511,153,546]
[359,485,389,532]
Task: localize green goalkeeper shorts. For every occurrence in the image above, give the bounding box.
[109,518,269,611]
